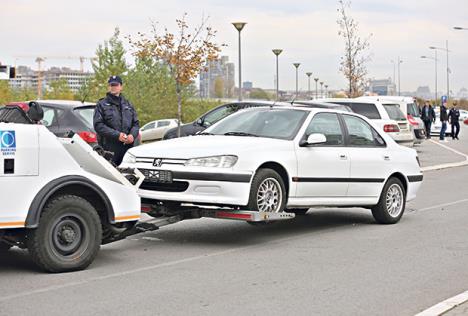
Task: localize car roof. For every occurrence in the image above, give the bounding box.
[36,99,95,109]
[292,100,352,110]
[239,105,356,116]
[359,96,415,103]
[221,100,292,107]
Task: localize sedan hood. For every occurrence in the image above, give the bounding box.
[128,135,291,159]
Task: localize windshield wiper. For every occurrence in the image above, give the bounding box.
[224,131,258,137]
[198,132,215,135]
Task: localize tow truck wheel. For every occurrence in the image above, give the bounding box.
[27,195,102,273]
[0,242,12,252]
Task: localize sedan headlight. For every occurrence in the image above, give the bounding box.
[185,155,238,168]
[122,152,136,164]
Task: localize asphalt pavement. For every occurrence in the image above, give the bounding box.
[1,125,468,316]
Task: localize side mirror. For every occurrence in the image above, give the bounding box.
[300,133,327,147]
[195,118,203,126]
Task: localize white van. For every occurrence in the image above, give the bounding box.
[358,96,425,144]
[318,98,415,146]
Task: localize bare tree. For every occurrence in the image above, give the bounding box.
[337,1,372,97]
[129,14,224,136]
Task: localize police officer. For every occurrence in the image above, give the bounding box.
[93,75,140,165]
[449,102,461,140]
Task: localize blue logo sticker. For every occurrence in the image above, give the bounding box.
[0,131,16,155]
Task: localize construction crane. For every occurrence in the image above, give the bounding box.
[14,55,96,99]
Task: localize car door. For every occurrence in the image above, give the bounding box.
[141,122,156,141]
[295,112,350,197]
[341,114,390,198]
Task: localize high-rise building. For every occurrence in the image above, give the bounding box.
[199,56,235,98]
[8,66,93,94]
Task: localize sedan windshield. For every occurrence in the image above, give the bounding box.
[206,109,308,140]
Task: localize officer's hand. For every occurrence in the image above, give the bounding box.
[125,134,134,144]
[119,133,127,143]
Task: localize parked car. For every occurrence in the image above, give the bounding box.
[292,100,353,112]
[358,96,425,143]
[318,98,415,146]
[459,109,468,121]
[121,106,423,224]
[162,101,290,140]
[5,100,141,146]
[141,119,179,142]
[6,100,98,145]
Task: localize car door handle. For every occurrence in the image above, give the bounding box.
[339,154,347,160]
[383,155,390,161]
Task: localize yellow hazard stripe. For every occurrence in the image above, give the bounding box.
[115,215,140,221]
[0,221,25,228]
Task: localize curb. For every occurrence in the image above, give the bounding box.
[415,290,468,316]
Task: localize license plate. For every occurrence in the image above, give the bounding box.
[142,169,173,183]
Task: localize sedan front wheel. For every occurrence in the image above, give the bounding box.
[247,168,286,213]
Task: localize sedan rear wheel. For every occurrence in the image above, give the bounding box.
[372,177,406,224]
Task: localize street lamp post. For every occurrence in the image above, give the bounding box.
[272,49,283,101]
[324,84,329,98]
[390,60,396,95]
[421,53,438,105]
[293,63,301,98]
[430,43,451,102]
[306,72,313,99]
[314,78,319,99]
[319,81,324,98]
[397,56,403,96]
[232,22,246,101]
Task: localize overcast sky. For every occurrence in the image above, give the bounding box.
[1,0,468,93]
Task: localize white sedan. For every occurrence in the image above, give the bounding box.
[140,119,179,143]
[121,107,423,224]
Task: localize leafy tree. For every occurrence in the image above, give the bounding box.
[0,81,13,105]
[249,88,272,100]
[130,14,224,136]
[125,56,195,125]
[83,27,129,102]
[44,79,74,100]
[337,1,372,97]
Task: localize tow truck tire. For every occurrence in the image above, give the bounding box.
[371,177,406,224]
[0,242,12,252]
[27,195,102,273]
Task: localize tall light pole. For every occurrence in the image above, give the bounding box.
[324,84,329,98]
[306,72,313,99]
[232,22,246,101]
[319,81,324,98]
[272,49,283,101]
[390,60,396,95]
[430,43,451,101]
[397,56,403,96]
[314,78,319,99]
[293,63,300,98]
[421,53,438,105]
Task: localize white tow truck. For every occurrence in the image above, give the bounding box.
[0,102,294,273]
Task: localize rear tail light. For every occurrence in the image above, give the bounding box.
[78,131,97,143]
[383,124,400,133]
[407,115,419,126]
[464,119,468,125]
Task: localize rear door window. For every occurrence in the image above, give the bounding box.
[157,121,170,128]
[141,122,155,131]
[347,103,381,119]
[305,113,344,146]
[407,102,420,117]
[73,107,94,129]
[342,115,385,147]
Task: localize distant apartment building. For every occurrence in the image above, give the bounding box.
[8,65,93,93]
[199,56,235,98]
[367,78,396,96]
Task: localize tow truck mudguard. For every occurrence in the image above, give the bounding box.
[26,175,115,228]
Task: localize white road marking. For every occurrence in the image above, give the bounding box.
[415,290,468,316]
[421,140,468,172]
[417,198,468,212]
